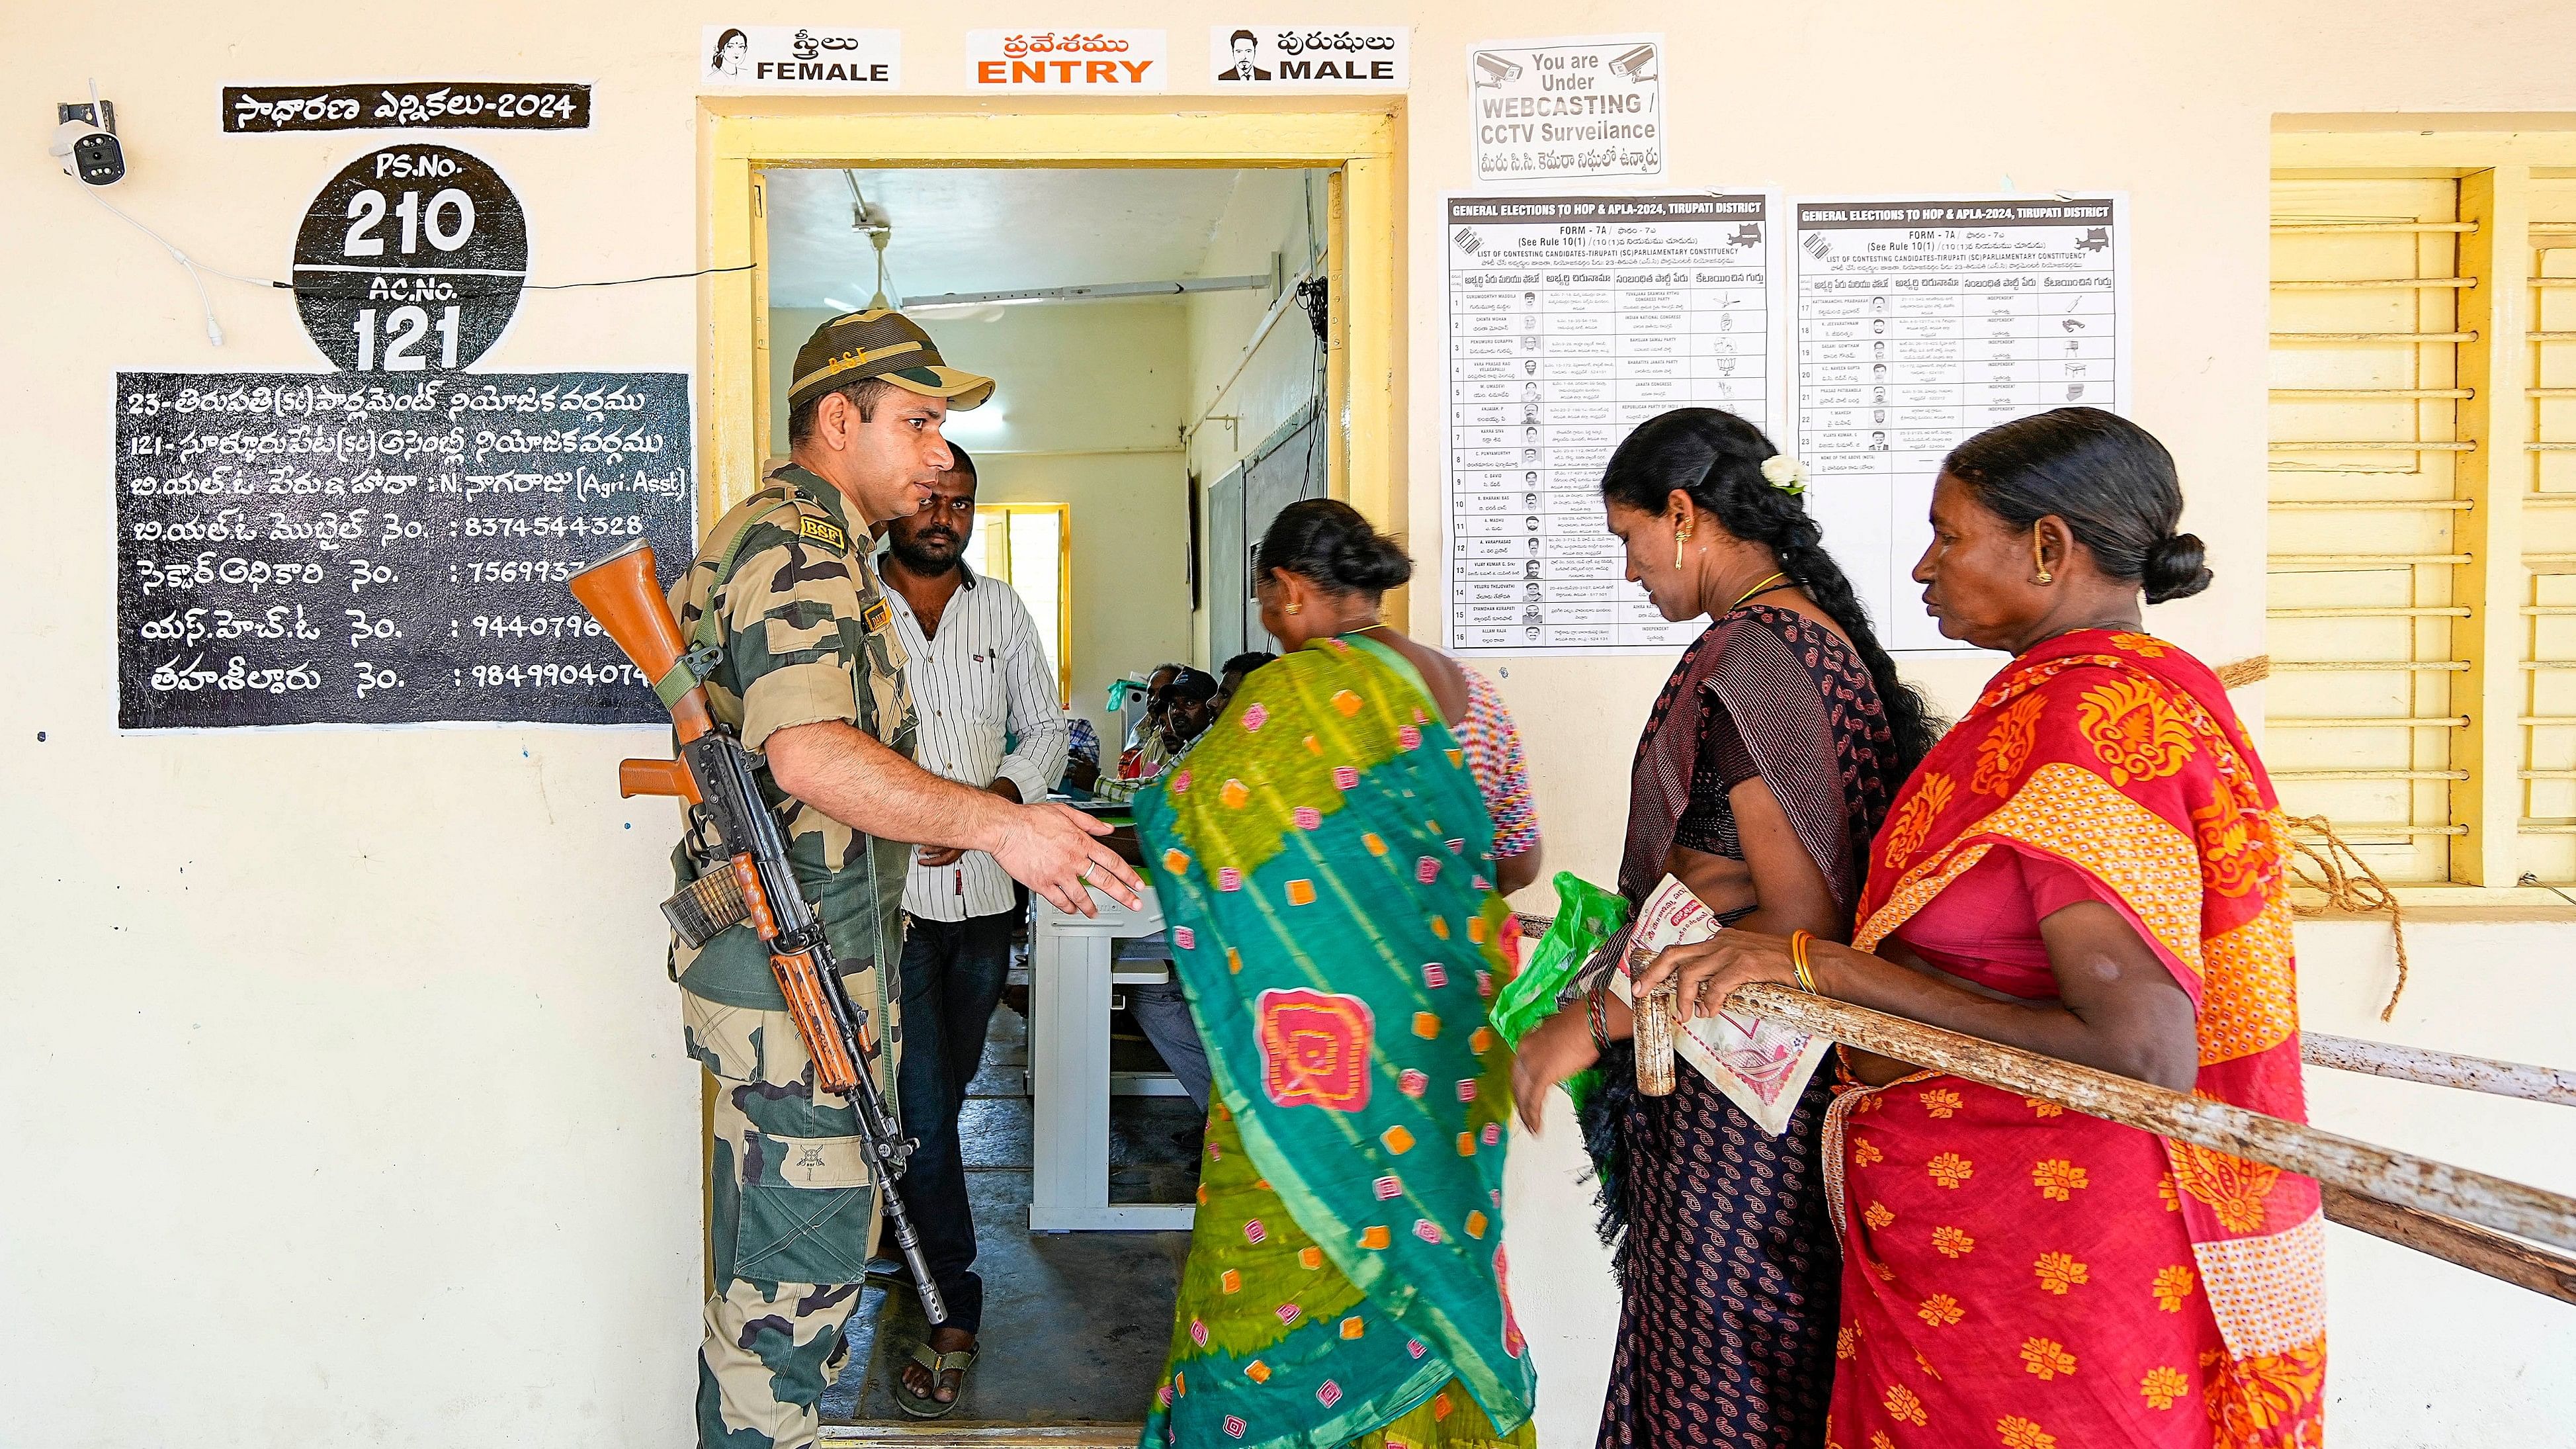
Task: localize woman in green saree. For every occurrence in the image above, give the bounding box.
[1135,502,1537,1449]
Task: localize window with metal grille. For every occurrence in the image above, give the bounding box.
[2268,178,2470,883]
[2268,140,2576,891]
[2519,180,2576,879]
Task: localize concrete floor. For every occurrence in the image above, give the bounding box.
[820,1000,1203,1427]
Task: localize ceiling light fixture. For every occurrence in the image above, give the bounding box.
[905,274,1271,310]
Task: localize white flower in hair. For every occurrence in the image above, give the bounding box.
[1760,453,1809,496]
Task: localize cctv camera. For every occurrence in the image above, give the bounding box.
[50,120,124,186]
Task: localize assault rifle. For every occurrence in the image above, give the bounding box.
[569,537,947,1323]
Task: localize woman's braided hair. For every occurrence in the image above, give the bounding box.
[1601,407,1941,781]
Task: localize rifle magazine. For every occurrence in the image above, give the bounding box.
[664,867,750,948]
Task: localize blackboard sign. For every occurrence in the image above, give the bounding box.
[292,144,527,374]
[225,83,592,134]
[115,371,695,730]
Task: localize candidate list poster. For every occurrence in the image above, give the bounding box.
[1792,196,2128,652]
[1444,193,1778,655]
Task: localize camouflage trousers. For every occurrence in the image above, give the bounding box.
[685,988,897,1449]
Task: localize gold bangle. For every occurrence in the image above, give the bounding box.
[1789,929,1819,994]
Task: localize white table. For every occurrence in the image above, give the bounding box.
[1026,881,1199,1232]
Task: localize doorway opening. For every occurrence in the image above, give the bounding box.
[705,107,1402,1432]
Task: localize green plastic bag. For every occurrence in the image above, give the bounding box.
[1492,873,1627,1127]
[1490,871,1629,1048]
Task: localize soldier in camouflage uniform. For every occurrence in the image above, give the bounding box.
[667,310,1142,1448]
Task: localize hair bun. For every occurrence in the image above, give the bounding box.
[1332,529,1414,592]
[1257,498,1414,597]
[2143,532,2212,604]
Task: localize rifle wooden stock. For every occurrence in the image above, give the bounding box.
[568,539,714,742]
[619,758,698,801]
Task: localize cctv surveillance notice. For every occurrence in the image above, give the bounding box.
[1470,34,1663,185]
[1443,193,1780,655]
[1791,196,2129,652]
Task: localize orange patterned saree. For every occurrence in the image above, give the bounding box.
[1823,629,2325,1449]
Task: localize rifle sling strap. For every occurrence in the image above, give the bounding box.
[678,479,900,1023]
[662,482,803,705]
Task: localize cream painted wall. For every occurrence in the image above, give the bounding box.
[1185,169,1330,667]
[8,5,2576,1448]
[771,302,1193,742]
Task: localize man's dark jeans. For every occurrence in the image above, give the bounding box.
[890,910,1015,1334]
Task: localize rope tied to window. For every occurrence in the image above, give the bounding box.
[2216,656,2407,1017]
[2281,813,2409,1020]
[2215,654,2271,689]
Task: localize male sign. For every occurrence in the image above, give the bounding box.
[1208,26,1408,88]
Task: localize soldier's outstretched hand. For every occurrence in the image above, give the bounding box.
[994,801,1144,914]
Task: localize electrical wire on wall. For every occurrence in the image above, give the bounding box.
[1183,170,1335,450]
[1299,171,1330,406]
[84,190,259,347]
[67,180,755,346]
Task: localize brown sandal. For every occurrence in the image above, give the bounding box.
[892,1341,978,1419]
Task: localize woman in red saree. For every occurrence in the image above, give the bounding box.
[1639,408,2326,1449]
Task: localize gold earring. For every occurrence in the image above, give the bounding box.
[2036,567,2054,585]
[1285,602,1301,615]
[1674,525,1692,569]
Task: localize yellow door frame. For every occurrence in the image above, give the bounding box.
[970,501,1079,706]
[689,99,1404,1302]
[698,103,1405,543]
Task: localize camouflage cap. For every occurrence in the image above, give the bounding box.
[788,308,994,412]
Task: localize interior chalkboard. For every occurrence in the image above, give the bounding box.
[115,371,695,730]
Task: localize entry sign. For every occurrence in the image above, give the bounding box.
[292,144,527,374]
[701,27,901,89]
[1470,34,1665,185]
[1208,27,1407,89]
[968,30,1168,90]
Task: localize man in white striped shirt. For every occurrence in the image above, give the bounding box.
[875,445,1070,1410]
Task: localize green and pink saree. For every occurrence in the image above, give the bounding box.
[1135,635,1536,1449]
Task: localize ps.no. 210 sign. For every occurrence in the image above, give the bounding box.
[292,144,527,373]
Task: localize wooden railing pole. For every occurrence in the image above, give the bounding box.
[2302,1032,2576,1106]
[2321,1185,2576,1306]
[1729,984,2576,1253]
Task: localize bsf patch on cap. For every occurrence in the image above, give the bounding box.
[789,308,996,413]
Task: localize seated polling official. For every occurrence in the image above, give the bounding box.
[1097,664,1213,801]
[1118,662,1183,781]
[1215,650,1276,709]
[1156,667,1223,754]
[1061,717,1105,793]
[1125,666,1224,1113]
[875,444,1072,1415]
